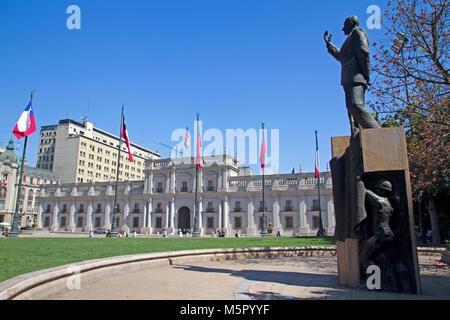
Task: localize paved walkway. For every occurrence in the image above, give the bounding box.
[48,255,450,300]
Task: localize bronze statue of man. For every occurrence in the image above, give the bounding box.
[324,16,380,135]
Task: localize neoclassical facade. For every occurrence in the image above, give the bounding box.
[37,155,335,237]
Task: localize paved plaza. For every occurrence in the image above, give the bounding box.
[48,254,450,300]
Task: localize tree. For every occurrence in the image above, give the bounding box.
[369,0,449,244]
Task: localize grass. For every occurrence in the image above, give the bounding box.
[0,236,335,283]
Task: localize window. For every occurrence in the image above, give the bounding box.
[156,203,163,213]
[234,201,241,212]
[313,216,320,228]
[207,217,214,229]
[78,204,84,213]
[155,217,162,228]
[134,203,140,213]
[77,217,83,228]
[95,217,102,228]
[133,217,140,228]
[157,182,163,193]
[60,216,67,227]
[285,216,293,228]
[62,204,67,213]
[96,203,102,213]
[259,201,266,212]
[207,180,215,191]
[235,216,242,229]
[207,202,214,212]
[285,200,293,211]
[116,204,121,213]
[181,181,188,192]
[313,200,320,211]
[44,216,50,228]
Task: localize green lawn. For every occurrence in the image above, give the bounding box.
[0,236,335,283]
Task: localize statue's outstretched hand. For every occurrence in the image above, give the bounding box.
[324,31,332,44]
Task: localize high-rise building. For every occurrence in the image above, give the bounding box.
[36,119,160,183]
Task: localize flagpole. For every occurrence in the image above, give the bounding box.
[9,91,34,237]
[260,122,268,235]
[192,113,200,237]
[111,104,124,237]
[315,130,325,237]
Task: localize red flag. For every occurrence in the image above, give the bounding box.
[121,114,133,162]
[260,138,266,173]
[184,126,190,149]
[13,101,36,139]
[196,131,202,169]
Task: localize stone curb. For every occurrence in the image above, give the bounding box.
[0,246,444,300]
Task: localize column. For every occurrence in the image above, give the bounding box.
[169,199,175,234]
[223,197,229,235]
[198,197,203,234]
[68,202,75,232]
[37,203,43,228]
[104,202,111,230]
[222,168,227,192]
[273,198,281,233]
[165,202,169,229]
[199,169,203,192]
[85,202,93,232]
[218,201,222,229]
[165,174,170,193]
[51,202,59,232]
[147,200,153,233]
[327,199,335,235]
[171,170,176,193]
[246,200,256,236]
[141,201,147,234]
[298,199,308,236]
[123,200,130,232]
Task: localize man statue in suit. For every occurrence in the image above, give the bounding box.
[324,16,380,135]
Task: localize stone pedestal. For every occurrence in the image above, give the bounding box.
[330,127,421,294]
[140,227,152,234]
[245,227,258,237]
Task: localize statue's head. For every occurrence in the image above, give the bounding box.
[342,16,359,35]
[375,179,392,196]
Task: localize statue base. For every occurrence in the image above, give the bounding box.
[330,127,421,294]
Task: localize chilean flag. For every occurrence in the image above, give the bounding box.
[184,126,190,149]
[260,135,266,173]
[315,135,320,178]
[121,114,133,162]
[13,101,36,139]
[196,131,202,169]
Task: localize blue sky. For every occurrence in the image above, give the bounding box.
[0,0,387,174]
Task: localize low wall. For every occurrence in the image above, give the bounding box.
[0,246,446,300]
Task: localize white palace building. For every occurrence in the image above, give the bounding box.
[37,154,335,237]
